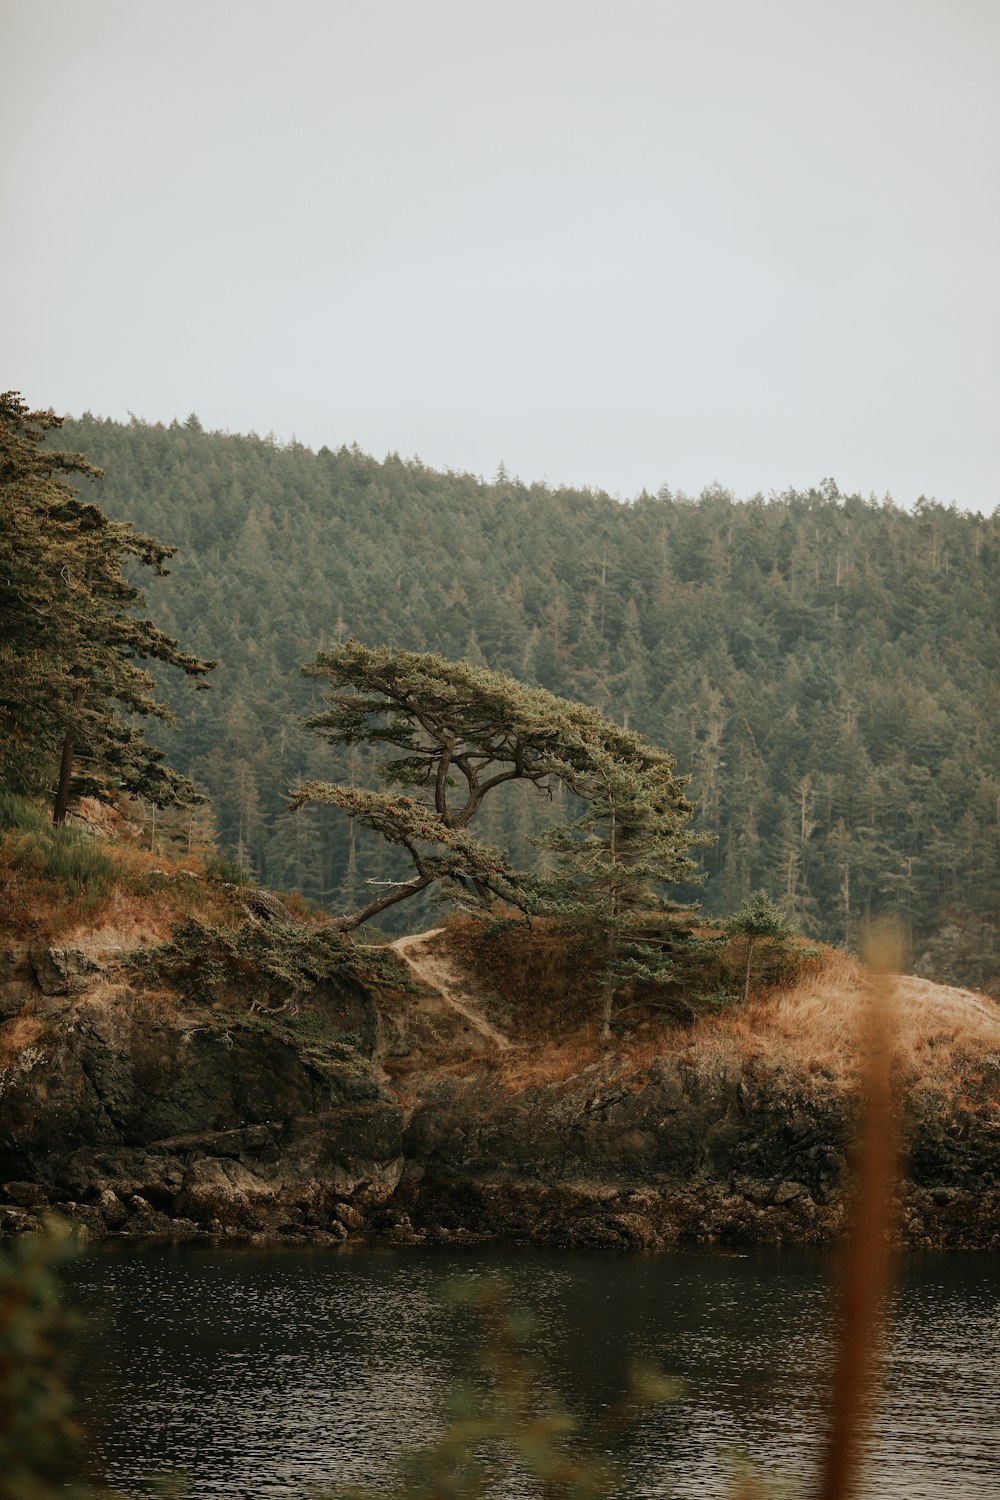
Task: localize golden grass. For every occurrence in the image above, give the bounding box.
[0,818,305,946]
[0,832,195,938]
[494,1028,605,1091]
[685,951,1000,1093]
[438,919,1000,1106]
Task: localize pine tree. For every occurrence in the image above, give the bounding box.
[727,889,794,1002]
[293,642,703,937]
[534,760,704,1033]
[0,393,214,821]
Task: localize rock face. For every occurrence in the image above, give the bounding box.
[392,1061,850,1248]
[0,939,405,1245]
[392,1060,1000,1250]
[2,932,999,1250]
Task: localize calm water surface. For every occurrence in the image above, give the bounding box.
[64,1242,1000,1499]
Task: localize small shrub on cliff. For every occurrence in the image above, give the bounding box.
[138,916,407,1008]
[205,1004,366,1067]
[203,849,252,885]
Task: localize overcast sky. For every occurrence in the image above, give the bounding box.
[4,0,998,510]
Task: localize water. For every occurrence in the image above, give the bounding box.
[64,1242,1000,1499]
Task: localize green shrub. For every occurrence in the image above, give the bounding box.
[207,1005,365,1067]
[203,850,252,885]
[0,799,119,905]
[136,916,409,1007]
[0,789,50,836]
[25,827,118,896]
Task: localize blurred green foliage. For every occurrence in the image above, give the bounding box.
[0,1222,96,1500]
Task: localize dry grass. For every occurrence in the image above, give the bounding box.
[660,949,1000,1099]
[0,797,299,945]
[0,830,209,940]
[494,1027,605,1091]
[51,874,197,951]
[436,918,1000,1106]
[680,950,866,1083]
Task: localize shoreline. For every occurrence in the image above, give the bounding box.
[6,1177,998,1254]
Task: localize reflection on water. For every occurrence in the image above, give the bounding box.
[64,1242,1000,1499]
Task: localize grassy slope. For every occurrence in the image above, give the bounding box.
[414,918,1000,1109]
[0,792,247,946]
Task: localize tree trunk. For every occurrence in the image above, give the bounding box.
[52,671,86,826]
[336,873,434,932]
[599,919,618,1039]
[52,731,76,826]
[600,980,615,1038]
[743,935,756,1003]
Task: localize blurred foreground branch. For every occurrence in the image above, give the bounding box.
[816,925,904,1500]
[324,1278,681,1500]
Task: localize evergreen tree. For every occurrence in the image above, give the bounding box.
[727,889,795,1001]
[293,643,702,936]
[534,759,704,1033]
[0,394,214,820]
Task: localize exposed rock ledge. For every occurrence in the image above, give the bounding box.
[2,929,999,1251]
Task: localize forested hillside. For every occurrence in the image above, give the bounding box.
[57,414,999,991]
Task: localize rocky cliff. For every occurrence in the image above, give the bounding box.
[2,922,999,1251]
[0,923,405,1245]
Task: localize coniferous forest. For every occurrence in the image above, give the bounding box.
[56,413,999,992]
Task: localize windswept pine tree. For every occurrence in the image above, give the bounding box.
[294,642,701,943]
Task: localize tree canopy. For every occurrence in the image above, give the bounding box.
[293,642,700,933]
[0,394,214,820]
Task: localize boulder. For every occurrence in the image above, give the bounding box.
[174,1158,278,1230]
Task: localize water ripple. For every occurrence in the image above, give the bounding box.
[64,1244,1000,1499]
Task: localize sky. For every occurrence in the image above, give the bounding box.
[4,0,999,510]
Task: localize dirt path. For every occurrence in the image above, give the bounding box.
[390,929,511,1051]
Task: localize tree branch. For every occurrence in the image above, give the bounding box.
[335,874,435,932]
